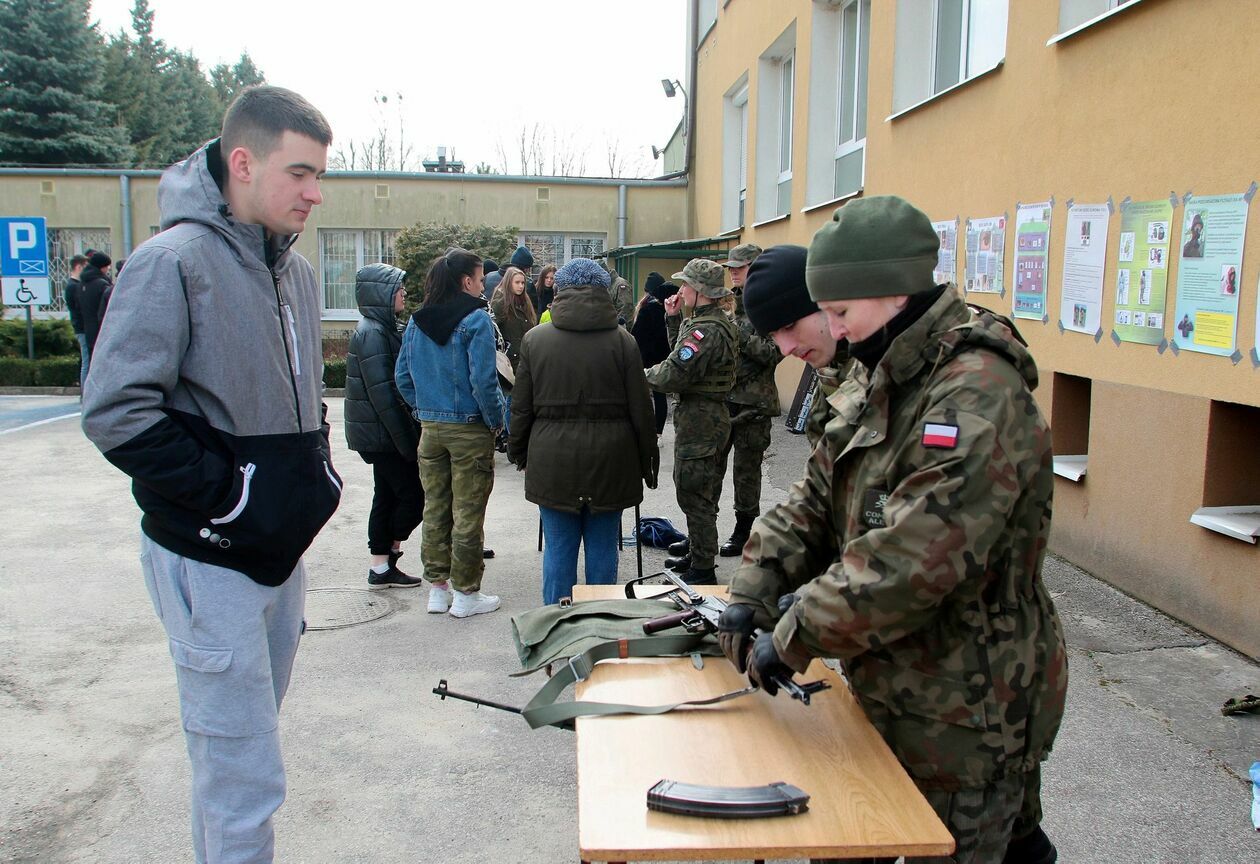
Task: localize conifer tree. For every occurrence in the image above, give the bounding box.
[0,0,133,165]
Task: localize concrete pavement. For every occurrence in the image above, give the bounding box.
[1,396,1256,863]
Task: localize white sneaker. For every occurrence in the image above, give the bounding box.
[448,590,501,618]
[427,583,453,614]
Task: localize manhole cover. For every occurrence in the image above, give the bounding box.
[305,587,398,631]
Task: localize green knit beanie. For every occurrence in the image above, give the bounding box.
[806,195,940,302]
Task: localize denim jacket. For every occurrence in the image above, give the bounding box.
[395,305,506,428]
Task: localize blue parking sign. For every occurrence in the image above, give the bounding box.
[0,217,51,305]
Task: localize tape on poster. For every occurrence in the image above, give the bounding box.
[1110,330,1121,346]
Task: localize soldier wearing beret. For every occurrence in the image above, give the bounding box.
[645,258,739,585]
[718,197,1067,864]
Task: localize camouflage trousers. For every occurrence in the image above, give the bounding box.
[418,421,495,593]
[814,772,1023,864]
[673,448,726,570]
[717,410,773,517]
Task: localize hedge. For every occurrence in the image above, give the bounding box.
[0,318,79,358]
[0,356,81,386]
[323,358,346,389]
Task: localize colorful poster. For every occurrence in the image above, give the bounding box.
[1013,202,1052,320]
[965,215,1006,295]
[1059,203,1109,335]
[932,219,958,285]
[1172,192,1249,356]
[1114,198,1173,345]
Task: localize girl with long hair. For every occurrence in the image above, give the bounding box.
[395,248,505,619]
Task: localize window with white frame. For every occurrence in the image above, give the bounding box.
[892,0,1008,115]
[1054,0,1140,39]
[699,0,717,39]
[806,0,870,207]
[318,229,398,314]
[518,232,607,280]
[721,75,750,232]
[44,228,112,312]
[754,23,797,223]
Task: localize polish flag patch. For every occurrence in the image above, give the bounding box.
[922,423,960,449]
[691,329,705,340]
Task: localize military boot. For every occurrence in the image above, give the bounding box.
[664,553,691,571]
[684,567,718,586]
[719,512,755,557]
[667,538,690,556]
[1002,826,1057,864]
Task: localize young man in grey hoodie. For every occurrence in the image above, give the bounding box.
[81,86,338,864]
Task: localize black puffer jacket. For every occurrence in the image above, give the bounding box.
[344,264,418,459]
[508,285,657,512]
[79,264,112,351]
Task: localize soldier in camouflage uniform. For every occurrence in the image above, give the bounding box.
[606,266,635,326]
[741,244,852,448]
[645,258,739,585]
[714,244,783,557]
[718,197,1067,864]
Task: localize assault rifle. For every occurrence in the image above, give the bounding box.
[625,571,831,705]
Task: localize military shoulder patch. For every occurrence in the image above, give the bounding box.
[678,341,701,361]
[922,422,959,449]
[691,329,705,340]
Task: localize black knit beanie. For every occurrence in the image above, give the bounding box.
[644,271,665,299]
[89,251,112,269]
[742,245,817,337]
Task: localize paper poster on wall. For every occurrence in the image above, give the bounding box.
[1013,202,1052,320]
[1114,198,1173,345]
[932,219,958,285]
[1171,192,1249,356]
[965,215,1006,295]
[1059,203,1110,334]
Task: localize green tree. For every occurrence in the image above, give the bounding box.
[210,53,265,109]
[0,0,132,165]
[394,222,520,311]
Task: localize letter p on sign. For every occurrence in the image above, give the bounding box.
[9,223,37,253]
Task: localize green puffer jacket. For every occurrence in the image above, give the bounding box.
[508,285,657,513]
[730,288,1067,791]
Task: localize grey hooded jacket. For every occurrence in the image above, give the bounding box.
[344,263,418,458]
[81,139,341,586]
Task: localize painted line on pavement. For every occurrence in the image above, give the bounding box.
[0,411,82,436]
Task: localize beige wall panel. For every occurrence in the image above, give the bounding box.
[862,0,1259,406]
[625,187,688,245]
[1049,383,1257,658]
[5,176,124,237]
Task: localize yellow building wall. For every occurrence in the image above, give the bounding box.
[691,0,1260,658]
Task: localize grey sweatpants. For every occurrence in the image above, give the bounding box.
[140,536,306,864]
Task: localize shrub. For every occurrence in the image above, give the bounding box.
[394,221,520,312]
[323,358,346,389]
[0,356,81,386]
[0,319,79,358]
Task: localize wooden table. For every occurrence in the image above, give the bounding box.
[572,585,954,862]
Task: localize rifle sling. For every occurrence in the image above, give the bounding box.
[520,634,757,729]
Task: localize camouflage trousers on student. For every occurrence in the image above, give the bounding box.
[673,450,725,571]
[418,421,495,593]
[717,412,773,517]
[814,772,1024,864]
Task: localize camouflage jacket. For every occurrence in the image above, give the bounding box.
[646,303,738,458]
[804,342,852,446]
[608,277,634,326]
[728,312,783,418]
[730,289,1067,790]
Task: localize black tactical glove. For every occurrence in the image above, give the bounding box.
[747,632,794,697]
[716,603,758,672]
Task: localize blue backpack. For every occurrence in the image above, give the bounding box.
[636,516,686,548]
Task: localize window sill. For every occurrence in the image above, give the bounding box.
[1189,506,1260,544]
[1052,455,1088,482]
[1047,0,1144,46]
[886,60,1004,123]
[322,310,361,322]
[719,225,744,238]
[751,212,791,229]
[802,188,863,215]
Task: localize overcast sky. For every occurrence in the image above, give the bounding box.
[88,0,688,177]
